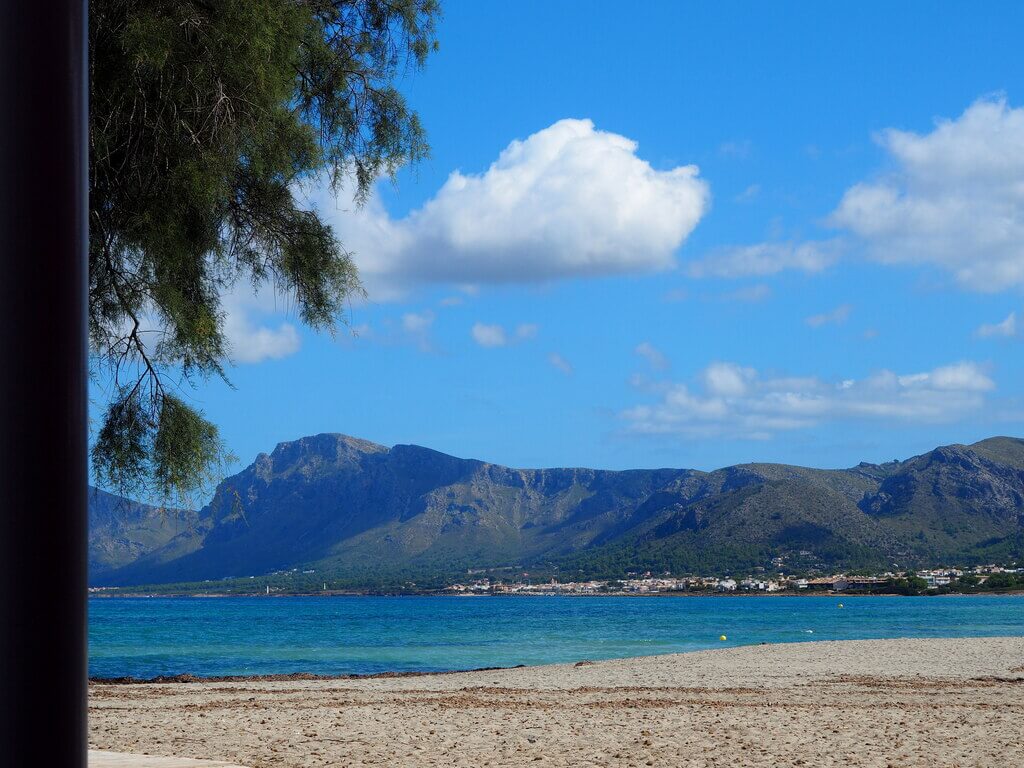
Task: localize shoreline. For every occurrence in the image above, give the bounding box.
[89,637,1024,768]
[88,663,529,686]
[88,588,1024,598]
[89,632,1024,685]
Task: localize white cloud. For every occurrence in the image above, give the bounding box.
[108,285,304,366]
[402,311,434,333]
[806,304,852,328]
[311,119,709,298]
[688,241,840,279]
[397,311,436,352]
[471,323,507,348]
[548,352,573,375]
[830,97,1024,291]
[223,312,300,364]
[702,362,755,397]
[976,311,1017,338]
[623,360,994,439]
[906,361,994,391]
[221,286,302,364]
[470,322,539,348]
[635,341,669,371]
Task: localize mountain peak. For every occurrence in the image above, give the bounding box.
[968,436,1024,469]
[269,433,389,456]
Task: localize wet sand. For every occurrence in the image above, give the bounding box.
[89,637,1024,767]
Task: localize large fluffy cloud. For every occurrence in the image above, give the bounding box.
[623,360,994,439]
[313,119,709,298]
[831,97,1024,291]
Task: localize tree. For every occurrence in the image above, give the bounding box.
[88,0,440,502]
[981,572,1019,591]
[956,573,980,589]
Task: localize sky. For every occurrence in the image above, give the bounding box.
[129,1,1024,475]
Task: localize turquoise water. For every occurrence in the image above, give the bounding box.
[88,595,1024,679]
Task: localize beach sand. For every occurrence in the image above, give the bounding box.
[89,637,1024,767]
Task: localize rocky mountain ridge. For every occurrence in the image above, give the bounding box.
[88,434,1024,586]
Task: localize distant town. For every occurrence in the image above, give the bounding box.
[444,565,1024,596]
[87,562,1024,597]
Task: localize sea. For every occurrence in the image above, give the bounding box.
[88,594,1024,680]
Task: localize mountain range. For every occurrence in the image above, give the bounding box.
[89,434,1024,587]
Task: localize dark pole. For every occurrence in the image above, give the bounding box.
[0,2,88,767]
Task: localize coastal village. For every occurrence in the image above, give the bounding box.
[445,565,1023,596]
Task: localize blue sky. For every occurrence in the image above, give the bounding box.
[136,1,1024,474]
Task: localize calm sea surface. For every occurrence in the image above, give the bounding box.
[88,595,1024,679]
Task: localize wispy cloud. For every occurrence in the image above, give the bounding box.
[806,304,852,328]
[402,311,434,333]
[687,240,841,279]
[470,321,540,348]
[401,310,435,351]
[548,352,573,375]
[635,341,669,371]
[516,323,539,340]
[471,323,507,348]
[735,183,761,202]
[976,311,1017,338]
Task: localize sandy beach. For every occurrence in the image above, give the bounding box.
[89,637,1024,767]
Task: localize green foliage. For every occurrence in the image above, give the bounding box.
[88,0,439,502]
[93,390,228,504]
[876,575,931,595]
[544,524,891,580]
[979,572,1024,591]
[906,575,929,591]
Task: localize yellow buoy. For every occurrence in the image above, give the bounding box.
[838,603,844,608]
[719,634,727,641]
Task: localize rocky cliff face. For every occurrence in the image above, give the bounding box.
[89,435,1024,585]
[88,488,198,578]
[858,443,1024,559]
